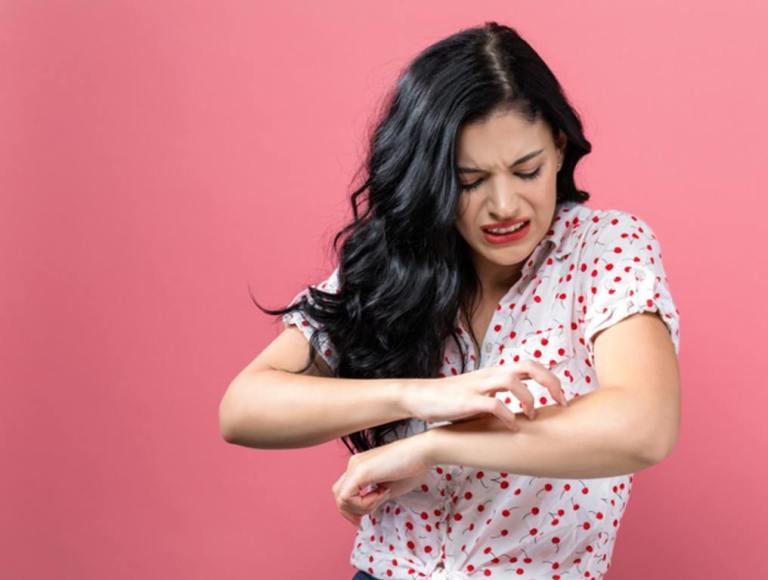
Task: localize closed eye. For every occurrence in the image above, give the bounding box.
[460,167,542,192]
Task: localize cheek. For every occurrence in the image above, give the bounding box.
[455,196,475,227]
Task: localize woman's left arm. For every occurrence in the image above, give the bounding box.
[421,311,681,479]
[334,311,680,520]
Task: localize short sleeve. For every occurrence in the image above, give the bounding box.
[281,267,341,371]
[580,211,681,364]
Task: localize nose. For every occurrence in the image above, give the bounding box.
[486,175,520,219]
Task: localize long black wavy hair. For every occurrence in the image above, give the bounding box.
[256,21,592,454]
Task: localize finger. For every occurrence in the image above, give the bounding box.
[345,486,390,515]
[338,462,375,501]
[339,508,362,527]
[517,360,568,406]
[359,488,392,515]
[473,396,520,431]
[479,373,536,417]
[331,472,346,495]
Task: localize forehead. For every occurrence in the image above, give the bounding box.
[456,111,550,164]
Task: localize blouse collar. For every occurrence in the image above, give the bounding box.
[540,200,583,261]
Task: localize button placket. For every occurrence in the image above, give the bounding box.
[489,244,553,349]
[460,241,555,368]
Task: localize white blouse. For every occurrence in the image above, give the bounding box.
[283,200,681,580]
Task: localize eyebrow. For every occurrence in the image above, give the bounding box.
[456,148,544,174]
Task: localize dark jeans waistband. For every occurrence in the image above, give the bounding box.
[352,570,380,580]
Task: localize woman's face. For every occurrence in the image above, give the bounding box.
[454,109,567,292]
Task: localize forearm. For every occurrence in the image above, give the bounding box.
[423,387,662,478]
[220,370,409,449]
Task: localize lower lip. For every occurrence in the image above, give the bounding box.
[482,221,531,244]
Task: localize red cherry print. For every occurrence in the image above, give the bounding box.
[338,208,674,578]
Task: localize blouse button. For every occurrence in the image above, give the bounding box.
[484,343,493,353]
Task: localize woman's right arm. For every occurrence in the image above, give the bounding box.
[218,324,411,449]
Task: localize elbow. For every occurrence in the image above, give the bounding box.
[219,385,244,444]
[637,427,679,466]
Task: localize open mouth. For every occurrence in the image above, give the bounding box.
[481,220,531,243]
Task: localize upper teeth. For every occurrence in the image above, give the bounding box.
[487,222,526,234]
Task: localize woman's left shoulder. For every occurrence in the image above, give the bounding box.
[569,204,665,260]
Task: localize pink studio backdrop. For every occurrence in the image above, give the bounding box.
[1,2,765,578]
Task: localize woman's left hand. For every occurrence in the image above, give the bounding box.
[331,432,435,527]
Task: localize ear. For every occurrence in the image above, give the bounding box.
[556,130,568,158]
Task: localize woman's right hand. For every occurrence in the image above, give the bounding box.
[399,360,568,432]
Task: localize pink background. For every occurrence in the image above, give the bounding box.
[2,1,765,578]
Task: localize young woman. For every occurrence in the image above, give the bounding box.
[220,22,682,580]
